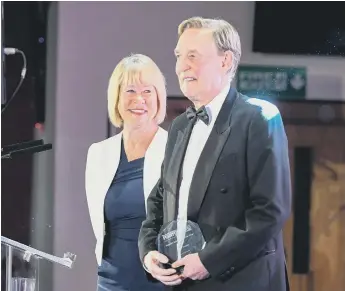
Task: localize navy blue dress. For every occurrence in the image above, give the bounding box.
[97,141,164,291]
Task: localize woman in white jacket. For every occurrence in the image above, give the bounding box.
[85,54,168,291]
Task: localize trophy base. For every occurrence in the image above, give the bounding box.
[159,262,184,275]
[174,265,184,275]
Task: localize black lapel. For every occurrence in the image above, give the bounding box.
[164,119,190,221]
[187,87,239,221]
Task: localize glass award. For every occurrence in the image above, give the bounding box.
[157,219,206,272]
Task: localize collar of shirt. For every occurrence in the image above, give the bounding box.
[204,82,231,127]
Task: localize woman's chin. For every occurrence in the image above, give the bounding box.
[124,117,149,128]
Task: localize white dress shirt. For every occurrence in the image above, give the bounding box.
[176,83,231,258]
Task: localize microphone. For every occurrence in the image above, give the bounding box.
[3,47,26,77]
[4,47,18,55]
[2,47,27,114]
[2,139,44,154]
[1,143,52,160]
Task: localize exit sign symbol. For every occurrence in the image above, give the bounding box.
[236,65,307,100]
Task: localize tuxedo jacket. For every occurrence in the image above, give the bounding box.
[138,88,292,291]
[85,127,168,265]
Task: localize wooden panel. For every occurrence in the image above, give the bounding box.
[284,124,345,291]
[310,161,345,291]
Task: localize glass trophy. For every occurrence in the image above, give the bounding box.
[1,236,76,291]
[157,219,206,273]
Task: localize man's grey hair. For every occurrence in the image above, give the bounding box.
[178,16,242,82]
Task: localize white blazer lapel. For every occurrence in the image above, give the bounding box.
[143,127,168,211]
[100,132,122,202]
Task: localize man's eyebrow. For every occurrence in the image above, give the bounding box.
[188,49,198,54]
[174,49,199,55]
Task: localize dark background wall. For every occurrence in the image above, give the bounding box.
[1,1,48,243]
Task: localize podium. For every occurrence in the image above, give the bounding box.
[1,236,76,291]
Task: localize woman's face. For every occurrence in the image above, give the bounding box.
[118,82,158,128]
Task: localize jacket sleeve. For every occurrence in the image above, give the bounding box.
[138,160,165,263]
[85,143,97,240]
[138,124,173,263]
[199,107,292,279]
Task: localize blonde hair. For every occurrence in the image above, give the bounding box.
[178,16,241,82]
[107,53,167,128]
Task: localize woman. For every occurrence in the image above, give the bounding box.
[85,54,168,291]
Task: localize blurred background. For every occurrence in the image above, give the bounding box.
[1,1,344,291]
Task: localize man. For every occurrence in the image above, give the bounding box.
[139,16,291,291]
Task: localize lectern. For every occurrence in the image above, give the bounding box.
[1,236,76,291]
[2,137,74,290]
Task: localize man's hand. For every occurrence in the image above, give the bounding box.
[172,253,209,281]
[144,251,183,286]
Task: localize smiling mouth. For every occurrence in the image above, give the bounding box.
[129,109,147,115]
[183,77,197,82]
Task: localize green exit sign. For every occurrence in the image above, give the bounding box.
[236,65,307,100]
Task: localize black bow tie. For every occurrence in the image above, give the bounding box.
[186,106,210,125]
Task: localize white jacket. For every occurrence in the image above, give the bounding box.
[85,127,168,265]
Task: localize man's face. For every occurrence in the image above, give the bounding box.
[174,28,231,107]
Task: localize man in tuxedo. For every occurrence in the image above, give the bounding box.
[139,16,291,291]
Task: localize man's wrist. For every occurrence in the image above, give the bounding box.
[143,261,151,273]
[142,252,151,273]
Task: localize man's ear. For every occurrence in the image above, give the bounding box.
[222,50,233,73]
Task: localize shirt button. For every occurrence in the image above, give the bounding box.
[220,188,227,193]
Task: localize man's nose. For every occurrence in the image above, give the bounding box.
[176,58,191,75]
